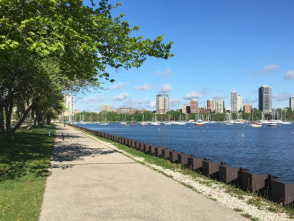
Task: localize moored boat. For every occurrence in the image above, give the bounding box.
[194,120,205,126]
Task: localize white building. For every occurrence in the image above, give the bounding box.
[64,95,74,122]
[290,96,294,111]
[215,100,224,113]
[237,95,242,112]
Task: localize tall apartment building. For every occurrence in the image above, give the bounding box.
[259,85,272,113]
[243,104,252,113]
[237,95,242,112]
[190,99,198,113]
[290,96,294,111]
[215,100,224,113]
[64,95,74,122]
[156,94,169,114]
[207,99,214,112]
[230,91,238,113]
[101,104,112,112]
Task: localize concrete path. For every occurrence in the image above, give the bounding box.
[39,124,247,221]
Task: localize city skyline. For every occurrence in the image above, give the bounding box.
[76,0,294,112]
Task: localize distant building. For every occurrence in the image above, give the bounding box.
[243,104,252,113]
[116,108,136,115]
[198,107,211,114]
[231,91,238,113]
[259,85,272,113]
[181,104,190,114]
[101,104,112,112]
[64,95,74,122]
[290,96,294,111]
[190,99,198,113]
[207,99,214,112]
[156,94,169,114]
[215,100,224,113]
[237,95,242,112]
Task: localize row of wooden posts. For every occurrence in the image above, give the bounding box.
[72,125,294,206]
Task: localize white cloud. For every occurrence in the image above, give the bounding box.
[285,70,294,80]
[113,92,129,101]
[212,95,227,100]
[155,69,172,77]
[183,91,202,100]
[148,101,156,108]
[134,84,152,90]
[81,95,107,104]
[159,84,172,93]
[109,82,127,90]
[169,98,182,108]
[117,98,154,110]
[273,93,292,101]
[243,98,258,104]
[260,64,280,74]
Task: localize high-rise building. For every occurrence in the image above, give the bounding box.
[190,99,198,113]
[63,95,74,122]
[243,104,252,113]
[230,91,238,113]
[156,94,169,114]
[101,104,112,112]
[259,85,272,113]
[237,95,242,112]
[290,96,294,111]
[215,100,224,113]
[207,99,214,112]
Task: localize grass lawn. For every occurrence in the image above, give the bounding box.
[0,125,55,221]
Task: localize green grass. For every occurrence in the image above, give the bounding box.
[0,125,55,221]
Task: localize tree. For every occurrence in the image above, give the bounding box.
[0,0,173,139]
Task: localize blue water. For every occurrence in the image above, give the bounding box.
[77,123,294,183]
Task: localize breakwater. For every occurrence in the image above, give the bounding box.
[72,124,294,206]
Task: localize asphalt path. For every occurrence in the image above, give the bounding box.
[39,124,247,221]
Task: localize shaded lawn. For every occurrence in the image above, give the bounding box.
[0,125,55,221]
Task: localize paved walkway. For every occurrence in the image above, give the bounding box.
[39,124,247,221]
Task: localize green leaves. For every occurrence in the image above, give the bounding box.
[0,0,173,137]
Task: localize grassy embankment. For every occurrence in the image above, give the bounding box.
[0,125,55,221]
[73,126,294,220]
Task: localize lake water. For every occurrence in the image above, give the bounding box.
[77,123,294,183]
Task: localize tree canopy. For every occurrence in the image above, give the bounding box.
[0,0,173,138]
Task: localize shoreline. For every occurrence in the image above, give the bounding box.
[72,125,294,221]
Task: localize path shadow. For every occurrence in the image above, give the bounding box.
[51,142,117,162]
[50,161,138,170]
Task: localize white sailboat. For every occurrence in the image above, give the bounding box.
[151,114,160,125]
[140,115,148,126]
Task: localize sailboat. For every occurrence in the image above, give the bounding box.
[151,114,160,125]
[248,110,262,128]
[140,115,148,126]
[100,116,109,125]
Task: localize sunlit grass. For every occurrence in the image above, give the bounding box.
[0,125,55,221]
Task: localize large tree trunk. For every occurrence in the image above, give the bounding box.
[0,101,5,135]
[46,115,51,125]
[5,97,14,139]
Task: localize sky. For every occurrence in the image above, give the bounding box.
[75,0,294,112]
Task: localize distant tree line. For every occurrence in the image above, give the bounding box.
[71,108,294,123]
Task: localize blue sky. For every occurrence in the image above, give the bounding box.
[76,0,294,112]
